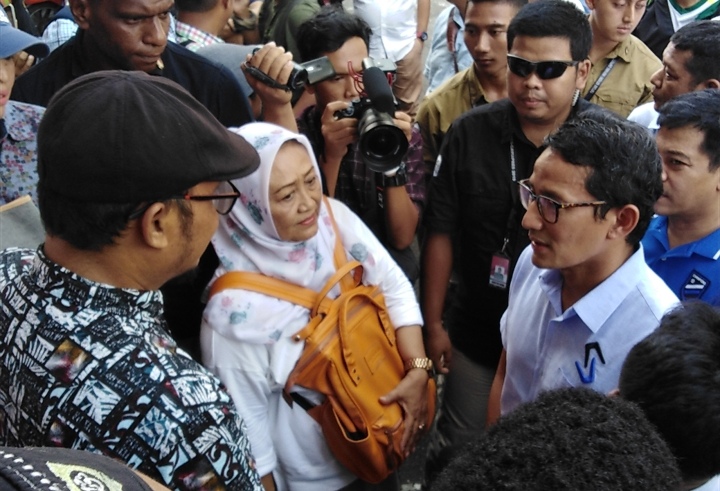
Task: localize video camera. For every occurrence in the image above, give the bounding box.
[334,58,409,174]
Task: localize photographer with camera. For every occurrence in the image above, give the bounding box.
[295,6,426,282]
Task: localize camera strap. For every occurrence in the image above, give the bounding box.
[243,64,293,92]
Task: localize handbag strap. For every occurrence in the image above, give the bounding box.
[324,196,360,291]
[209,271,316,309]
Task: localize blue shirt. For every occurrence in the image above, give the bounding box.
[500,245,679,415]
[642,215,720,306]
[423,5,472,95]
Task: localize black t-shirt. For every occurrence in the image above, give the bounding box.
[423,98,593,368]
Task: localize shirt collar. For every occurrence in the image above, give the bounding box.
[543,246,648,333]
[174,20,224,49]
[604,35,635,63]
[647,215,720,259]
[465,67,488,107]
[30,247,165,316]
[3,102,39,142]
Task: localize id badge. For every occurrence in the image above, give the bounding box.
[489,253,510,290]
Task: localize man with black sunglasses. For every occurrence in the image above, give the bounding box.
[421,0,595,478]
[486,111,678,423]
[0,71,265,491]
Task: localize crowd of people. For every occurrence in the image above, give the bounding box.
[1,0,719,490]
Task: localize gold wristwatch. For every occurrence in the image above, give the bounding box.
[404,357,433,373]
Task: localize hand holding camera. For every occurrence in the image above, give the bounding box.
[242,42,295,107]
[333,65,409,173]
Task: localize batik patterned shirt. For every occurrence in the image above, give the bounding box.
[0,248,263,491]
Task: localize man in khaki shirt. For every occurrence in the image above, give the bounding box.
[583,0,661,117]
[416,0,525,175]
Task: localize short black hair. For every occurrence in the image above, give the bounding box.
[669,20,720,86]
[174,0,217,12]
[544,109,662,245]
[38,187,194,251]
[657,89,720,170]
[468,0,528,12]
[507,0,591,61]
[620,302,720,485]
[430,388,682,490]
[296,6,372,63]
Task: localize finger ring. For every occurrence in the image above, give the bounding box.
[418,423,426,431]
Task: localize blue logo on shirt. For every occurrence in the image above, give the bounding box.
[682,270,710,300]
[575,342,606,384]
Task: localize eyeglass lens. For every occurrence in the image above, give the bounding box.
[507,56,574,80]
[213,181,238,215]
[518,181,558,223]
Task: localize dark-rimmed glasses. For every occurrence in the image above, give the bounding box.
[518,179,606,224]
[507,54,579,80]
[128,181,241,220]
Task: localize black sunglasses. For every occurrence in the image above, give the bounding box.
[507,55,579,80]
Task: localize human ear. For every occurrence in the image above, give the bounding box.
[575,59,591,91]
[607,204,640,241]
[69,0,91,30]
[139,202,172,250]
[702,79,720,90]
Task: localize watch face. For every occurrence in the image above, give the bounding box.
[418,32,428,41]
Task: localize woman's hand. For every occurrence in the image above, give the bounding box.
[379,367,430,457]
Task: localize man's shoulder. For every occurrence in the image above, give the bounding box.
[452,98,511,129]
[624,35,663,66]
[423,67,474,105]
[164,41,234,79]
[628,102,658,127]
[11,40,76,106]
[634,248,680,313]
[0,248,36,288]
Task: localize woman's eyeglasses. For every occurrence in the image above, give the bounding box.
[517,179,606,224]
[507,54,579,80]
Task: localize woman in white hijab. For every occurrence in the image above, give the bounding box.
[201,122,430,491]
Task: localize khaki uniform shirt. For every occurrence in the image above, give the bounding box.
[417,67,487,174]
[583,35,661,118]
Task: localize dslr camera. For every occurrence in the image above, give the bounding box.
[334,58,409,173]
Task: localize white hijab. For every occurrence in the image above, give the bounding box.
[206,123,382,350]
[212,122,338,288]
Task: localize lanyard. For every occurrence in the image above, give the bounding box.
[584,58,618,101]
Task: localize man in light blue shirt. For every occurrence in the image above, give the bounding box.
[423,1,472,94]
[487,111,679,422]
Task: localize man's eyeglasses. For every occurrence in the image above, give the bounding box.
[129,181,241,220]
[518,179,606,224]
[173,180,241,215]
[507,55,579,80]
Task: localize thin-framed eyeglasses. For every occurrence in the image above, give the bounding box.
[507,54,579,80]
[128,181,241,220]
[517,179,607,224]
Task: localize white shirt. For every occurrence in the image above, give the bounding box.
[628,101,660,134]
[500,245,679,415]
[353,0,417,62]
[202,200,423,490]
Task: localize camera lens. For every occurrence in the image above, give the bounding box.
[358,109,409,173]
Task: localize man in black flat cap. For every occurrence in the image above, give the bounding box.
[0,70,263,491]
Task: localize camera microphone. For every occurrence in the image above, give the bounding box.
[362,67,395,115]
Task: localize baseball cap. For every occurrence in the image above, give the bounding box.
[0,446,158,491]
[37,70,260,203]
[0,22,49,59]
